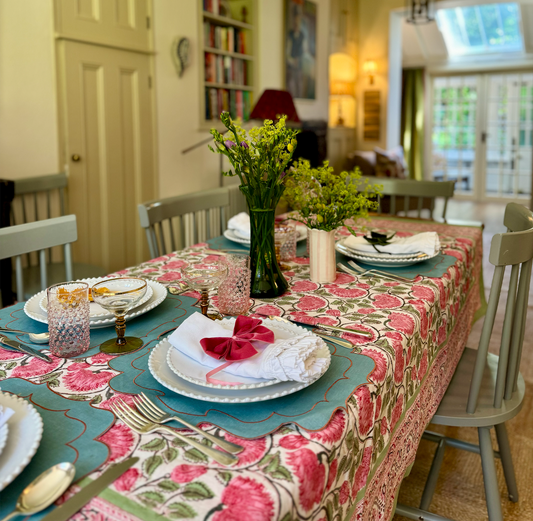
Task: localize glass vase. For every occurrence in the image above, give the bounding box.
[249,208,288,298]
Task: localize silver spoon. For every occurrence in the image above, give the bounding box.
[0,462,75,521]
[0,327,49,344]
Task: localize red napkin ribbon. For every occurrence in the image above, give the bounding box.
[200,315,275,385]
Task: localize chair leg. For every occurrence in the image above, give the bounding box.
[495,423,519,502]
[420,438,447,510]
[478,427,504,521]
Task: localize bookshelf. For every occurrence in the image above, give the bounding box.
[200,0,255,126]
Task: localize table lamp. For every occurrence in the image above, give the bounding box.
[249,89,300,123]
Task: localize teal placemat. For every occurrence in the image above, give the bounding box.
[207,235,456,280]
[336,252,457,279]
[107,324,375,439]
[0,295,191,359]
[0,379,114,520]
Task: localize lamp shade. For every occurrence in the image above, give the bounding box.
[249,89,300,123]
[329,53,356,83]
[330,80,355,97]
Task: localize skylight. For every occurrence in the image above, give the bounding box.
[435,3,524,57]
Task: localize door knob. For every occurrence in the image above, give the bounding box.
[71,154,81,162]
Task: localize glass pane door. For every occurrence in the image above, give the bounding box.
[485,73,533,198]
[431,76,478,195]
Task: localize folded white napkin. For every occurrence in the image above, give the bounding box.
[227,212,250,239]
[0,404,14,429]
[168,313,328,383]
[344,231,440,256]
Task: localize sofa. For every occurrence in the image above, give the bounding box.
[342,146,407,179]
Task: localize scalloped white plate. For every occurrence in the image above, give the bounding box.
[0,424,8,459]
[336,239,440,267]
[225,226,307,245]
[38,278,153,319]
[24,280,166,329]
[149,338,331,403]
[0,392,43,492]
[166,317,328,391]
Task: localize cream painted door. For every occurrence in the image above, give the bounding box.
[58,40,156,272]
[55,0,151,52]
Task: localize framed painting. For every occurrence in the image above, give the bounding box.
[285,0,317,100]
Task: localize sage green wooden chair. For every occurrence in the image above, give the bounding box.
[396,203,533,521]
[355,177,456,221]
[0,215,77,302]
[7,172,106,300]
[138,185,247,259]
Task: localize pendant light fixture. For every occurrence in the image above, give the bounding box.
[406,0,434,24]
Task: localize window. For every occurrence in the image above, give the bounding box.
[435,3,524,57]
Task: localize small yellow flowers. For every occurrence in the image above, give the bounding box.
[288,144,294,152]
[283,159,381,232]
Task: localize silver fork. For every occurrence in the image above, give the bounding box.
[110,400,238,466]
[337,262,411,284]
[132,393,243,454]
[347,260,413,283]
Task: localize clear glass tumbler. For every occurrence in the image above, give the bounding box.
[217,254,251,315]
[279,226,297,262]
[47,282,90,358]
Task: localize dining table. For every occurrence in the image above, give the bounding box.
[0,215,485,521]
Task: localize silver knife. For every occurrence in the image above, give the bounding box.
[313,331,356,350]
[0,334,52,363]
[265,315,372,338]
[41,457,139,521]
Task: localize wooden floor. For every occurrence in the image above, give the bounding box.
[394,199,533,521]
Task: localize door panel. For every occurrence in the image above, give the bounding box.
[55,0,151,52]
[59,40,155,272]
[431,76,478,195]
[485,73,533,199]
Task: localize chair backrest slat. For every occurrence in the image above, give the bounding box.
[493,263,519,408]
[354,177,456,220]
[466,203,533,414]
[506,258,533,397]
[466,265,505,413]
[138,186,245,259]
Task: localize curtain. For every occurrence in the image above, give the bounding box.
[401,69,425,181]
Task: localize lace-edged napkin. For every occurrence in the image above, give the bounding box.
[227,212,250,239]
[0,403,14,429]
[344,231,441,256]
[168,313,328,383]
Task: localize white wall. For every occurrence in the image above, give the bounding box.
[153,0,330,198]
[0,0,330,193]
[0,0,59,179]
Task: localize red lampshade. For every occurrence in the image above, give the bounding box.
[249,89,300,123]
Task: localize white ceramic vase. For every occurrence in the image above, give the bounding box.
[308,228,337,283]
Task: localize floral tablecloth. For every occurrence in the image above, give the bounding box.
[0,217,483,521]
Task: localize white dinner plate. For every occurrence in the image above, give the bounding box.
[0,393,43,492]
[336,239,440,268]
[24,279,167,329]
[166,317,329,391]
[0,424,8,459]
[149,338,331,403]
[224,226,307,246]
[38,278,153,319]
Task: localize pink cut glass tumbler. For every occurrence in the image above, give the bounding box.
[47,281,90,358]
[217,254,251,315]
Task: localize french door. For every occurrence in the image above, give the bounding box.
[430,71,533,202]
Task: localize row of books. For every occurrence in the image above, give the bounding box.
[203,22,247,54]
[205,53,249,86]
[205,88,253,121]
[203,0,224,15]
